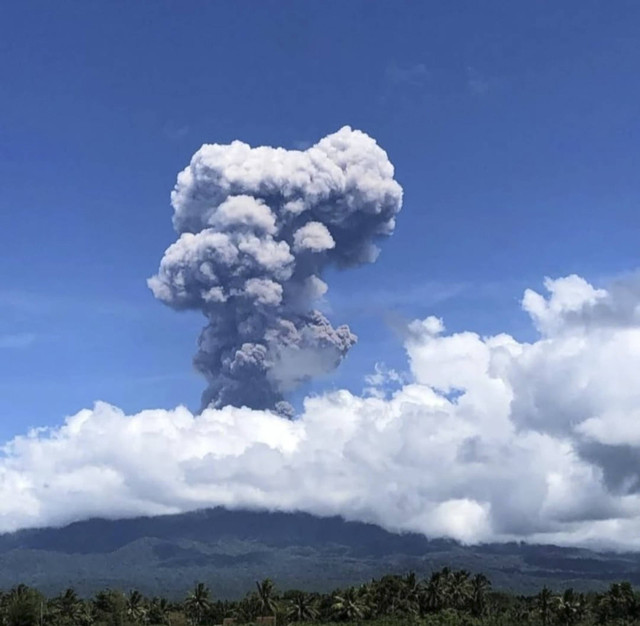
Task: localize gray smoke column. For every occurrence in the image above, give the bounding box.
[148,126,403,415]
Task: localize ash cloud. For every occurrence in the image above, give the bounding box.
[149,127,403,413]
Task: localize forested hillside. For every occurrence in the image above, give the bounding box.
[0,509,639,598]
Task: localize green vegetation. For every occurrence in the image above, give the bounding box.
[3,569,640,626]
[6,510,640,597]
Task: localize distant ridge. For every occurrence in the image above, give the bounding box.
[0,508,639,598]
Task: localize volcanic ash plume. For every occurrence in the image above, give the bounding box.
[148,127,403,414]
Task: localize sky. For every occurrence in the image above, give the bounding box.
[1,1,640,545]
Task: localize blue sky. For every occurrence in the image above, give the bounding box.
[1,1,640,439]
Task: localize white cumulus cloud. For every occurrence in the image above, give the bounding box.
[4,273,640,549]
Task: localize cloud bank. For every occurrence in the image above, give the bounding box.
[148,127,403,414]
[5,273,640,548]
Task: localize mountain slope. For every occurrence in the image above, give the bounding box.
[0,508,638,597]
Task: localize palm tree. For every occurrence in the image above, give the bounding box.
[400,572,421,617]
[184,583,211,626]
[126,591,147,625]
[52,589,77,624]
[51,589,88,626]
[369,574,419,618]
[536,586,553,626]
[367,576,399,617]
[91,589,125,626]
[6,585,43,626]
[331,588,366,622]
[448,570,471,610]
[75,603,94,626]
[233,595,259,624]
[595,581,636,622]
[148,598,171,626]
[286,592,317,623]
[255,579,278,617]
[552,588,583,626]
[423,571,447,613]
[469,573,491,617]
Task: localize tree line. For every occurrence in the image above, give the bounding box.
[3,568,640,626]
